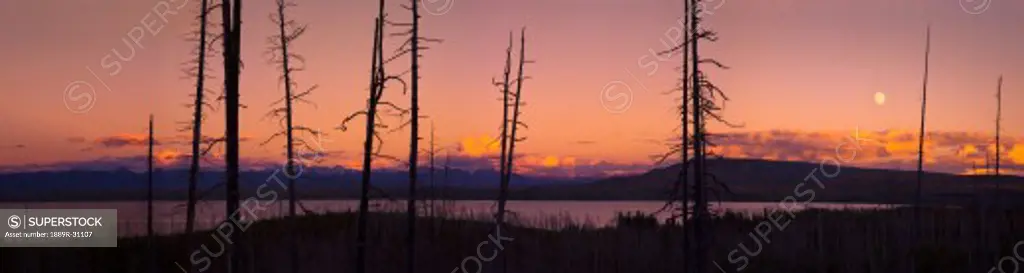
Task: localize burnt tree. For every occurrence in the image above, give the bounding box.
[684,1,740,272]
[494,32,514,231]
[181,2,220,269]
[337,1,409,271]
[913,27,931,261]
[219,0,243,271]
[502,28,531,221]
[261,1,320,272]
[384,2,441,271]
[146,114,155,273]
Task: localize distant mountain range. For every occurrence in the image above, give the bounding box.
[2,158,1022,205]
[516,158,1024,206]
[0,166,591,201]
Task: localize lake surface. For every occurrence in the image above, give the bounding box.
[0,200,897,236]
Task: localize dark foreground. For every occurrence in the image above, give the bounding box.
[2,207,1022,273]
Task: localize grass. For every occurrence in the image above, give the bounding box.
[2,206,1022,273]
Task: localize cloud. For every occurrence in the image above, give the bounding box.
[0,152,291,173]
[541,158,653,178]
[94,134,158,148]
[439,131,1024,178]
[1011,145,1024,165]
[8,131,1023,178]
[406,147,643,178]
[85,134,254,151]
[457,135,501,157]
[166,134,253,145]
[709,130,1024,175]
[486,154,653,178]
[155,149,188,166]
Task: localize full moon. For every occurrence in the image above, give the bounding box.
[874,92,886,105]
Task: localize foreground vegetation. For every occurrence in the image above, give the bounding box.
[2,207,1022,273]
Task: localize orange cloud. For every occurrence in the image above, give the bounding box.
[337,157,403,171]
[541,156,559,167]
[1010,145,1024,165]
[431,130,1021,178]
[710,130,1024,175]
[41,131,1023,178]
[95,134,154,148]
[458,135,500,157]
[957,144,979,157]
[156,149,185,166]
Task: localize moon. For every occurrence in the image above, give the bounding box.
[874,92,886,106]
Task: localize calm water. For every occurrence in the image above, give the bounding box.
[0,200,897,236]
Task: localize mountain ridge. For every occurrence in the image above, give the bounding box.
[2,158,1022,204]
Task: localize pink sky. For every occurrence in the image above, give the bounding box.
[1,0,1022,177]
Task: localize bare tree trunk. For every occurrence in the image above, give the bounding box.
[994,76,1002,208]
[429,123,436,218]
[995,76,1002,177]
[147,114,155,273]
[356,6,384,272]
[501,28,528,222]
[405,1,421,272]
[680,1,691,272]
[269,1,299,272]
[220,0,243,271]
[185,0,210,250]
[503,29,527,211]
[986,154,990,175]
[688,1,707,272]
[499,28,528,273]
[914,24,931,234]
[495,32,514,228]
[443,152,450,206]
[912,25,931,272]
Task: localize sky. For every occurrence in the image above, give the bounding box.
[1,0,1022,177]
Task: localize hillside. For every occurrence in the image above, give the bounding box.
[515,158,1024,205]
[2,158,1022,205]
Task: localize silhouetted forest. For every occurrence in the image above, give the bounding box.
[4,208,1024,273]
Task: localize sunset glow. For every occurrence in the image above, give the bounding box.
[1,0,1022,178]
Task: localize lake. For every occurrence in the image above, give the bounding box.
[0,200,898,236]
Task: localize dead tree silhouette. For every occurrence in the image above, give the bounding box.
[503,28,531,218]
[261,1,320,272]
[913,26,931,265]
[181,2,220,270]
[497,28,531,273]
[427,122,437,217]
[685,1,740,272]
[378,2,442,271]
[146,114,155,273]
[650,1,694,271]
[442,150,452,209]
[219,0,243,271]
[400,4,423,270]
[494,32,515,239]
[337,1,409,272]
[651,1,740,272]
[994,75,1003,207]
[688,3,707,271]
[679,3,691,271]
[352,13,383,273]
